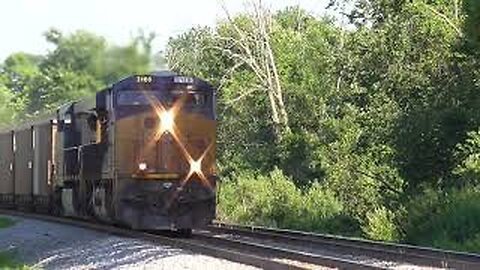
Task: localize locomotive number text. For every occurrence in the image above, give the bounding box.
[137,76,153,83]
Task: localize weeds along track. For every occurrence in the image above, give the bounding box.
[0,210,378,270]
[210,222,480,270]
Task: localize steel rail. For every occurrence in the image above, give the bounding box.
[194,231,387,270]
[0,210,303,270]
[0,209,388,269]
[211,221,480,270]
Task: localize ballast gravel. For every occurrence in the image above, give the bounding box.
[0,215,259,270]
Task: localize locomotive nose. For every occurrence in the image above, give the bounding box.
[144,109,175,134]
[133,112,187,178]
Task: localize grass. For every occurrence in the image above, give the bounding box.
[0,217,29,269]
[0,251,30,270]
[0,251,20,269]
[0,217,15,229]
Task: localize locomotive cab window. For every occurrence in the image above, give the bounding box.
[170,91,207,107]
[117,91,163,106]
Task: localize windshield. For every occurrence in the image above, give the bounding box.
[170,90,207,107]
[117,91,163,106]
[117,90,208,107]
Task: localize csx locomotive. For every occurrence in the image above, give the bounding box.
[0,72,217,235]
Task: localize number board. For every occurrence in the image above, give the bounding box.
[136,76,153,83]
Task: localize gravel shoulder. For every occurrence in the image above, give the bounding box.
[0,215,259,270]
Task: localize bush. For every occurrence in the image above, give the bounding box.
[217,168,351,233]
[403,187,480,253]
[266,168,304,227]
[295,182,351,233]
[362,206,399,241]
[453,129,480,187]
[218,168,302,227]
[217,170,274,225]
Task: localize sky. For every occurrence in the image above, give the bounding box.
[0,0,333,61]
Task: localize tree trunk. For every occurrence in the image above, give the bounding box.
[221,0,290,140]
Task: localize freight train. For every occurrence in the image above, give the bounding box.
[0,72,217,235]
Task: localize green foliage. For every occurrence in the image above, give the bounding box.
[0,29,155,123]
[463,0,480,51]
[362,206,399,241]
[454,129,480,186]
[0,217,15,229]
[0,218,25,269]
[218,168,352,234]
[43,29,107,75]
[403,187,480,253]
[278,131,323,186]
[166,2,480,251]
[301,182,359,235]
[0,251,29,270]
[0,86,16,125]
[218,168,299,226]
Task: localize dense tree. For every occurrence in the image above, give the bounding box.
[165,0,480,249]
[0,85,16,125]
[0,29,155,118]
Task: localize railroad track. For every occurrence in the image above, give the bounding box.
[209,221,480,270]
[3,209,480,269]
[0,209,383,270]
[194,230,384,269]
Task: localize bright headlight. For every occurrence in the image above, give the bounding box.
[159,110,174,132]
[190,159,202,174]
[138,162,147,171]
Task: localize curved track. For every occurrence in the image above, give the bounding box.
[0,210,376,269]
[209,222,480,269]
[2,209,480,269]
[194,230,385,269]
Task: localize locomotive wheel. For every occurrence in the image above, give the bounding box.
[91,180,115,222]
